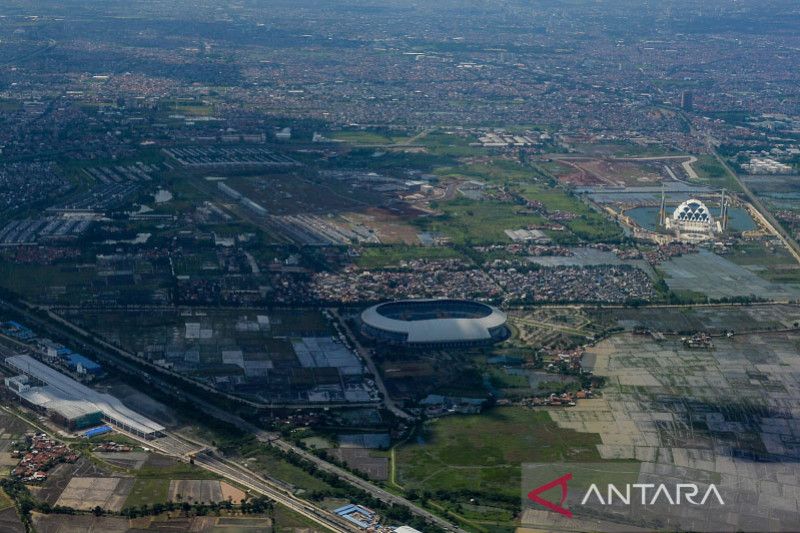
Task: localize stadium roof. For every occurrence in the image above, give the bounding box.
[361,299,507,344]
[5,355,164,436]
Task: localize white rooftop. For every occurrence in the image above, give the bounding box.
[6,355,164,436]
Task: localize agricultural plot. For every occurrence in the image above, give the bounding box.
[0,508,23,533]
[553,159,666,187]
[417,198,548,244]
[659,249,800,300]
[56,477,134,512]
[31,515,129,533]
[594,304,800,334]
[542,330,800,531]
[168,480,245,504]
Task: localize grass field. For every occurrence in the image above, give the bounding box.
[124,478,170,508]
[417,132,490,157]
[691,155,741,191]
[330,130,399,144]
[434,160,535,185]
[518,184,623,242]
[355,245,467,269]
[237,444,337,494]
[396,407,601,500]
[274,505,324,532]
[0,490,13,512]
[418,198,547,244]
[0,261,96,303]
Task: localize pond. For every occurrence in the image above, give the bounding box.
[626,205,757,232]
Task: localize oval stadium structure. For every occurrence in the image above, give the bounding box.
[361,299,509,347]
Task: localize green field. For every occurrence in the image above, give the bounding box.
[124,478,170,508]
[518,184,623,242]
[238,446,336,494]
[690,155,741,191]
[418,198,547,244]
[355,245,467,269]
[396,407,601,500]
[417,132,489,157]
[330,130,399,144]
[434,160,535,185]
[0,489,13,511]
[0,261,95,303]
[274,505,325,532]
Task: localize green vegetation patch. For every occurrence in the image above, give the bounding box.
[434,160,535,185]
[396,407,601,500]
[690,155,741,191]
[417,198,547,244]
[124,478,170,508]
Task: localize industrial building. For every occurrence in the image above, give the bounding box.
[3,355,165,438]
[361,299,509,347]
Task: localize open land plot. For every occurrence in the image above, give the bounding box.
[214,516,275,530]
[31,514,271,532]
[517,185,624,242]
[567,143,685,159]
[327,447,389,481]
[31,456,116,506]
[340,208,422,244]
[417,132,490,158]
[72,305,364,403]
[659,249,800,300]
[169,479,221,503]
[240,448,337,494]
[0,261,96,305]
[31,514,129,533]
[55,476,134,512]
[124,478,170,508]
[94,451,149,470]
[395,407,601,500]
[687,155,741,191]
[416,198,548,244]
[329,130,404,145]
[68,307,331,359]
[563,159,665,187]
[724,242,800,285]
[0,489,12,511]
[742,174,800,196]
[433,159,536,186]
[0,508,23,533]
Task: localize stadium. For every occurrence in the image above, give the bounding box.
[361,299,509,347]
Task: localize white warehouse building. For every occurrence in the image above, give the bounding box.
[4,355,165,438]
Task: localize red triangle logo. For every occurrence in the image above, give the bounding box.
[527,472,573,518]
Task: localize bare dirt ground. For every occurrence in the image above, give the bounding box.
[55,477,134,512]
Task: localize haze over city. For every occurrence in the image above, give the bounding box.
[0,1,798,532]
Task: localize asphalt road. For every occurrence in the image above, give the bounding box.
[121,430,358,533]
[0,298,464,532]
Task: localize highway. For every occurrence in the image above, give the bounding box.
[328,308,414,421]
[0,297,464,532]
[115,430,358,533]
[709,147,800,265]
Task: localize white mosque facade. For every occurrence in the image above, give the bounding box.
[662,198,726,243]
